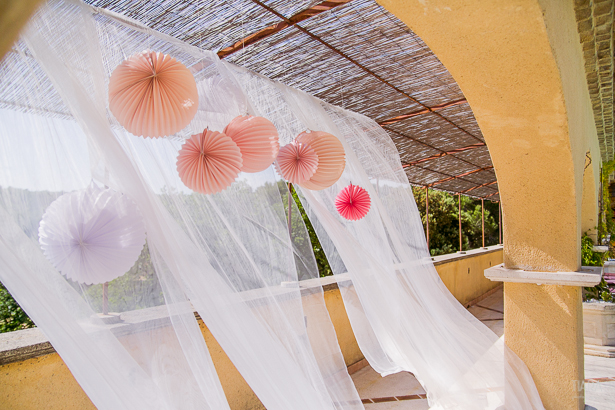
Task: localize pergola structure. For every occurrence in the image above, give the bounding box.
[85,0,501,202]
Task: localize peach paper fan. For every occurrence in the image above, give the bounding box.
[335,184,371,221]
[296,131,345,190]
[177,129,243,194]
[109,50,198,138]
[275,141,319,184]
[223,115,279,173]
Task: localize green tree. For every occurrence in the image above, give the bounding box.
[282,182,332,278]
[412,187,500,256]
[0,282,35,333]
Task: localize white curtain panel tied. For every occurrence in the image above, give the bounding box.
[0,1,544,410]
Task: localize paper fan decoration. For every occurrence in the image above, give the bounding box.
[38,183,146,285]
[295,131,345,190]
[335,184,371,221]
[223,115,279,173]
[274,141,319,184]
[177,129,243,194]
[109,50,198,138]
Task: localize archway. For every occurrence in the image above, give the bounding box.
[376,1,600,409]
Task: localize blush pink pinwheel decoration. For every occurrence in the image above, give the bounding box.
[176,129,243,194]
[274,141,319,184]
[223,115,280,173]
[38,183,146,285]
[109,51,198,138]
[335,184,371,221]
[295,131,345,190]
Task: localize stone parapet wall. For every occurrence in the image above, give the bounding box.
[0,246,502,410]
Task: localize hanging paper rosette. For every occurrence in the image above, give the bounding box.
[38,183,146,285]
[176,129,243,194]
[108,50,198,138]
[335,184,371,221]
[223,115,280,173]
[295,131,345,190]
[274,141,319,184]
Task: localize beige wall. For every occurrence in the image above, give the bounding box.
[434,248,503,306]
[0,249,500,410]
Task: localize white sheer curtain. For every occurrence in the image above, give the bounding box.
[0,0,545,409]
[227,65,545,409]
[0,1,362,409]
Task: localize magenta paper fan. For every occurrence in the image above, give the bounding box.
[335,184,371,221]
[223,115,280,173]
[176,129,243,194]
[38,183,146,285]
[274,141,319,184]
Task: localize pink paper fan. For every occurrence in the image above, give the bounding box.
[295,131,345,190]
[223,115,280,173]
[177,129,243,194]
[335,184,371,221]
[274,141,319,184]
[38,183,146,285]
[109,50,198,138]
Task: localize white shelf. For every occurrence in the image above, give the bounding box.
[484,264,602,286]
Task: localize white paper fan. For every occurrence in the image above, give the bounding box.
[38,183,146,285]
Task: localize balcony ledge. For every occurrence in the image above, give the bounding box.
[484,264,602,287]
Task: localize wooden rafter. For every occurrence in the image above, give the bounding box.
[386,127,485,172]
[426,166,494,188]
[378,98,467,126]
[461,180,497,194]
[222,0,498,197]
[402,142,485,167]
[217,1,352,59]
[248,0,483,144]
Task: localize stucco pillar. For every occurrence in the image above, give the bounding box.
[376,1,600,409]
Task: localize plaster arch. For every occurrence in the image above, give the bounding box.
[376,0,600,272]
[376,2,600,409]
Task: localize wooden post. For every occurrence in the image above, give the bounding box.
[288,183,292,237]
[425,186,430,251]
[498,201,502,244]
[102,282,108,315]
[458,193,462,251]
[481,198,485,248]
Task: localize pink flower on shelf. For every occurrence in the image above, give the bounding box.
[335,184,371,221]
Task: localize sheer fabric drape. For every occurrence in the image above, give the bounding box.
[227,66,545,409]
[0,1,361,409]
[0,1,545,409]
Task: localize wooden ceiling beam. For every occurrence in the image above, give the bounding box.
[426,166,494,188]
[461,180,497,194]
[401,142,485,167]
[378,98,467,126]
[250,0,483,144]
[217,1,352,59]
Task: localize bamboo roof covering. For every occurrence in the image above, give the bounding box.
[88,0,499,200]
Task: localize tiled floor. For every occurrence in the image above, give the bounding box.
[350,289,504,409]
[585,354,615,410]
[350,288,615,409]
